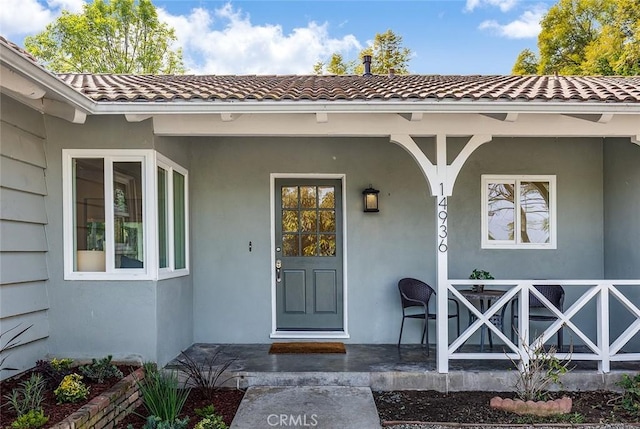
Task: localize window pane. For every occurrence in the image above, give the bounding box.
[319,211,335,233]
[300,186,316,208]
[282,187,298,208]
[114,162,144,269]
[283,234,299,256]
[300,210,317,232]
[174,171,186,269]
[520,181,550,244]
[301,234,318,256]
[158,168,168,269]
[487,182,515,241]
[282,210,298,232]
[319,234,336,256]
[318,186,335,208]
[74,158,105,272]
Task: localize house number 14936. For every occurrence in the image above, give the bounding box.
[438,185,448,253]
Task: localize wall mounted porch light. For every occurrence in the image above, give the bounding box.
[362,186,380,212]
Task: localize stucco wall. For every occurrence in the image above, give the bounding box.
[189,136,610,345]
[0,95,50,379]
[43,115,158,363]
[603,137,640,351]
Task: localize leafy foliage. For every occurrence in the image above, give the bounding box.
[35,359,73,388]
[54,374,90,403]
[129,415,189,429]
[176,350,237,400]
[314,29,411,75]
[137,365,190,423]
[79,355,123,383]
[469,269,494,280]
[3,373,47,416]
[193,405,228,429]
[513,0,640,75]
[9,409,49,429]
[0,324,32,371]
[615,373,640,416]
[24,0,185,74]
[508,337,573,401]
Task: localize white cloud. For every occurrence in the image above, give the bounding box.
[158,3,361,74]
[465,0,519,12]
[478,7,546,39]
[0,0,83,38]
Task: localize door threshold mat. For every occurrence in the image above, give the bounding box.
[268,342,346,354]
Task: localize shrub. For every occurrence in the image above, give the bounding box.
[35,359,73,388]
[54,374,90,403]
[79,355,123,383]
[137,368,190,423]
[10,409,49,429]
[194,405,227,429]
[616,373,640,416]
[128,415,189,429]
[175,350,237,400]
[4,373,47,416]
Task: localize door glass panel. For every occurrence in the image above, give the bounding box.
[282,187,298,208]
[487,182,515,241]
[318,186,335,208]
[319,234,336,256]
[300,186,316,208]
[319,211,335,233]
[300,210,317,232]
[282,210,298,232]
[520,181,550,244]
[282,234,299,256]
[301,234,318,256]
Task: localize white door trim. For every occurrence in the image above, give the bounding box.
[269,173,349,339]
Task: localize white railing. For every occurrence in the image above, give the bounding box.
[440,280,640,374]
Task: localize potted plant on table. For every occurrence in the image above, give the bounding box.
[469,269,494,293]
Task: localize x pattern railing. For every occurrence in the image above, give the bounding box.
[445,280,640,373]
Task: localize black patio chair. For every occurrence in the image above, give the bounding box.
[397,278,460,354]
[509,285,565,350]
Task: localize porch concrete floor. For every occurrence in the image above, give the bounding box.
[167,343,639,392]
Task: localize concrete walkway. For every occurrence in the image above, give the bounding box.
[230,386,381,429]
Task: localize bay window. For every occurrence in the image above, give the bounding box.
[63,150,188,280]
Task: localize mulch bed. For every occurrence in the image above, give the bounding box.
[374,390,639,425]
[0,365,139,429]
[115,388,245,429]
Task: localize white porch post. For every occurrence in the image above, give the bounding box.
[391,133,492,374]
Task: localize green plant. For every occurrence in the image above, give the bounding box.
[0,324,32,371]
[137,369,190,422]
[10,409,49,429]
[128,416,190,429]
[54,373,90,403]
[508,333,573,401]
[469,269,494,280]
[35,359,73,388]
[193,405,228,429]
[176,350,237,400]
[614,373,640,416]
[79,355,123,383]
[4,373,47,416]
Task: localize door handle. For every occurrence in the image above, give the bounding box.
[276,259,282,283]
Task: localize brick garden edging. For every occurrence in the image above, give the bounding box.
[50,367,145,429]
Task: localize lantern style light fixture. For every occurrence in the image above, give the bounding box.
[362,186,380,212]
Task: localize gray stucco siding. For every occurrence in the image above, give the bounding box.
[189,136,615,345]
[0,96,50,379]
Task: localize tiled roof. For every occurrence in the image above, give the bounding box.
[56,73,640,103]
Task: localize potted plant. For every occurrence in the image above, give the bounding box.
[469,269,494,293]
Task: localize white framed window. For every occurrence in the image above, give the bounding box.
[63,149,189,280]
[156,153,189,279]
[481,175,556,249]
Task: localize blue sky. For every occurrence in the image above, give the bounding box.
[0,0,551,75]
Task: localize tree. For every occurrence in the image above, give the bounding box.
[315,29,411,75]
[24,0,185,74]
[512,49,539,75]
[512,0,639,76]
